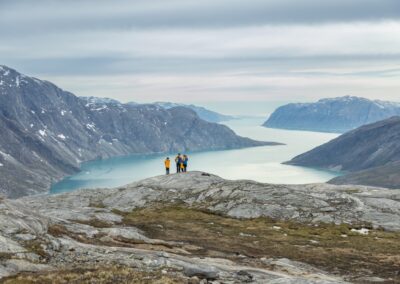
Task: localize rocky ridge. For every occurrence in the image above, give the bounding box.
[0,172,399,283]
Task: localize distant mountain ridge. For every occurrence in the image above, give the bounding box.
[263,96,400,133]
[152,102,235,123]
[0,65,275,198]
[79,99,235,123]
[286,116,400,188]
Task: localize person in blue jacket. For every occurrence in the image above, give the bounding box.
[183,154,189,172]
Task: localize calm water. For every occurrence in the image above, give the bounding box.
[50,118,340,194]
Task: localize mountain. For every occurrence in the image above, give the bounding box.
[0,65,276,198]
[263,96,400,133]
[153,102,235,123]
[286,116,400,188]
[1,172,399,282]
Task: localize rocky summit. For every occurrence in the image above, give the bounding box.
[0,65,276,198]
[0,172,399,283]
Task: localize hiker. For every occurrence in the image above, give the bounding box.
[183,154,188,172]
[164,157,170,175]
[175,153,182,173]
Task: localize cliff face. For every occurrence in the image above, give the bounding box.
[1,172,399,283]
[286,116,400,188]
[0,65,272,198]
[263,96,400,133]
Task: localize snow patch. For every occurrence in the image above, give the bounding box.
[30,124,34,128]
[351,228,369,235]
[31,110,35,114]
[33,78,42,85]
[93,105,108,111]
[61,110,66,116]
[38,130,46,137]
[86,123,96,131]
[0,151,17,164]
[57,134,66,140]
[0,163,3,167]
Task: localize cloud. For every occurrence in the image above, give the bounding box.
[1,0,399,34]
[0,0,399,103]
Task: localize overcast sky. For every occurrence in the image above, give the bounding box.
[1,0,400,104]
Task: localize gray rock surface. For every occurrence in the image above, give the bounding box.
[17,172,400,232]
[0,65,276,198]
[2,172,387,282]
[263,96,400,133]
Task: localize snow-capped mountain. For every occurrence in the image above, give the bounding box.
[263,96,400,133]
[0,65,271,198]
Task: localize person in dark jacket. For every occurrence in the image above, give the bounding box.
[175,153,182,173]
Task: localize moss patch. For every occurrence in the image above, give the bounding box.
[119,205,400,282]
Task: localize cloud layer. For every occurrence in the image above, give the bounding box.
[0,0,399,103]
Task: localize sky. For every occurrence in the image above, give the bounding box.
[1,0,400,105]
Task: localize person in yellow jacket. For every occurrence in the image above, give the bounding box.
[164,157,170,175]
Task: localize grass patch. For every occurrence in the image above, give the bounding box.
[88,201,107,209]
[0,253,12,261]
[22,239,48,260]
[119,205,400,282]
[1,266,184,284]
[343,188,362,194]
[71,218,114,228]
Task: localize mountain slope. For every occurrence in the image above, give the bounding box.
[263,96,400,133]
[152,102,235,123]
[0,65,274,198]
[329,161,400,189]
[285,116,400,188]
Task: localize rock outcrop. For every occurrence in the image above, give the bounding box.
[286,116,400,188]
[263,96,400,133]
[0,172,399,283]
[0,65,276,198]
